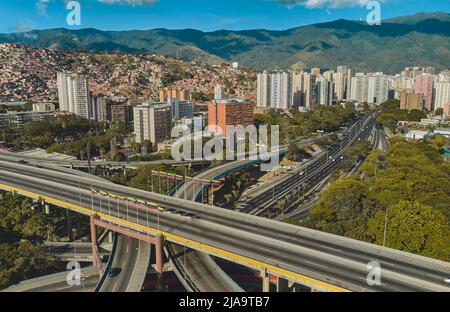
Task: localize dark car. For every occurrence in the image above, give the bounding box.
[18,160,29,165]
[108,268,122,278]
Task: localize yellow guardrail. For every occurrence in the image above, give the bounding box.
[0,182,350,292]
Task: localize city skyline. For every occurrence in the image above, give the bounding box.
[0,1,449,297]
[0,0,449,33]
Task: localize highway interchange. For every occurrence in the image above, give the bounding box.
[0,111,449,292]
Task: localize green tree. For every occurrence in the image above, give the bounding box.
[435,108,444,116]
[367,201,450,261]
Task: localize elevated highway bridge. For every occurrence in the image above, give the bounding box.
[0,158,449,292]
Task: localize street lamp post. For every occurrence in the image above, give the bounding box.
[383,207,389,247]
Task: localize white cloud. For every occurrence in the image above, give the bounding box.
[277,0,387,9]
[97,0,158,5]
[36,0,50,15]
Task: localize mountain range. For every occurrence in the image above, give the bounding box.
[1,12,449,74]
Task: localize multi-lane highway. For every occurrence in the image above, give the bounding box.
[167,162,249,292]
[99,235,150,292]
[0,150,206,168]
[237,112,376,217]
[0,147,449,292]
[166,133,341,292]
[2,266,100,293]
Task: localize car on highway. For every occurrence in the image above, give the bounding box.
[108,268,122,278]
[18,160,29,165]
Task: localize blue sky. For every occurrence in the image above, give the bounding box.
[1,0,449,33]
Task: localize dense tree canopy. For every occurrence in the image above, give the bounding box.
[299,135,450,261]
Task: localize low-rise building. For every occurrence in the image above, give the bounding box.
[0,111,56,129]
[32,102,56,112]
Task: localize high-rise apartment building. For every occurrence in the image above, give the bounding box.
[400,90,424,111]
[316,77,333,106]
[434,82,450,111]
[214,84,224,100]
[270,72,292,110]
[257,71,271,108]
[208,98,254,136]
[57,72,91,119]
[168,98,194,120]
[402,67,435,79]
[345,68,355,100]
[414,74,434,111]
[367,73,389,104]
[57,72,70,112]
[133,103,172,144]
[311,68,321,76]
[91,96,109,122]
[159,88,189,103]
[291,72,304,109]
[350,73,369,103]
[303,73,316,109]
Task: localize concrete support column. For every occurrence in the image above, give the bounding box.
[44,204,51,215]
[207,187,214,206]
[108,231,114,244]
[276,277,289,292]
[155,235,164,274]
[261,269,270,293]
[90,215,99,268]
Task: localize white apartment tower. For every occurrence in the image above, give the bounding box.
[57,72,70,112]
[214,84,224,100]
[257,71,271,108]
[367,73,389,104]
[57,72,91,119]
[350,73,369,103]
[270,72,292,110]
[434,82,450,110]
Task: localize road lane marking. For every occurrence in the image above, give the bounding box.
[0,182,350,292]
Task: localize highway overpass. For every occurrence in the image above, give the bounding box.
[0,156,449,292]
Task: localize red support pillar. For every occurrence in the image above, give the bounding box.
[90,215,99,268]
[155,235,164,274]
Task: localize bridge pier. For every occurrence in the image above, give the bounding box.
[261,269,270,292]
[90,215,100,268]
[155,235,164,274]
[44,203,51,215]
[207,187,214,206]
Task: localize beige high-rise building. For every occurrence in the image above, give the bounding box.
[400,89,424,111]
[333,72,346,101]
[311,68,321,76]
[159,88,189,103]
[292,72,304,109]
[133,103,172,144]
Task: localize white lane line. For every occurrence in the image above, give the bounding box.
[426,273,445,280]
[304,260,329,270]
[56,285,74,291]
[112,282,118,292]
